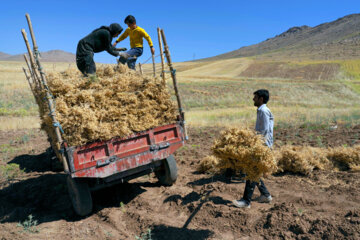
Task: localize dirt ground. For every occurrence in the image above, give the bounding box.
[0,125,359,240]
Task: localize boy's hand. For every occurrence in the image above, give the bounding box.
[113,42,117,47]
[151,46,155,55]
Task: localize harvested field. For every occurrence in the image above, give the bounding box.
[1,125,359,239]
[240,61,340,80]
[41,65,177,146]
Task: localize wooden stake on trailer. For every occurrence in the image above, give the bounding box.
[22,67,39,104]
[24,14,62,141]
[22,67,29,80]
[160,29,183,115]
[21,29,41,87]
[24,13,69,172]
[23,55,43,106]
[160,29,188,140]
[25,13,40,59]
[138,63,143,75]
[22,57,34,84]
[157,27,166,84]
[152,53,156,78]
[22,67,34,93]
[23,54,37,88]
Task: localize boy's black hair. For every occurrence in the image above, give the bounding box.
[124,15,136,24]
[254,89,270,104]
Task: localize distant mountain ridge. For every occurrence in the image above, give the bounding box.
[0,52,11,59]
[203,13,360,61]
[0,50,75,62]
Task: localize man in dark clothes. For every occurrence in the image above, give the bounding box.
[76,23,123,76]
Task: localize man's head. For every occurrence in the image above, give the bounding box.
[124,15,137,29]
[253,89,270,107]
[109,23,123,37]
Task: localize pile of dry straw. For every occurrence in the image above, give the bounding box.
[198,128,360,178]
[327,145,360,171]
[275,146,332,175]
[203,128,278,181]
[276,145,360,173]
[197,155,221,174]
[40,65,177,146]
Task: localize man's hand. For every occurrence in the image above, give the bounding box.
[151,46,155,55]
[112,42,117,47]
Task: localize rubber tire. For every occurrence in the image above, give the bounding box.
[155,155,178,186]
[66,175,93,216]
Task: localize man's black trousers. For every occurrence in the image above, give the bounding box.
[76,40,96,76]
[243,179,270,204]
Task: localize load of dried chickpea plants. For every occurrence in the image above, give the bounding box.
[37,65,177,146]
[210,128,277,181]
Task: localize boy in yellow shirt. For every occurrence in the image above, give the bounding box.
[113,15,155,70]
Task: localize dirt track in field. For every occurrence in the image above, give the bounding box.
[0,125,359,240]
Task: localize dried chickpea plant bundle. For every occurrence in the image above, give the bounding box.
[38,65,177,146]
[211,128,277,181]
[197,155,221,174]
[327,145,360,171]
[276,145,332,175]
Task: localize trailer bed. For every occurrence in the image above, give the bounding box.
[64,122,185,179]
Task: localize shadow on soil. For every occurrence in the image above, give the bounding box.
[0,168,158,225]
[188,172,245,186]
[9,147,54,173]
[164,190,231,206]
[151,224,213,240]
[164,188,231,230]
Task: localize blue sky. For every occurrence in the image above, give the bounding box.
[0,0,359,63]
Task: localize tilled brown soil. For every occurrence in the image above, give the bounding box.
[0,125,359,240]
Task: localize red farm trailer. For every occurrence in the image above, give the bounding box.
[63,120,186,216]
[20,14,186,216]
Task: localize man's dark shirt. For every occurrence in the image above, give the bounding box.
[79,29,119,57]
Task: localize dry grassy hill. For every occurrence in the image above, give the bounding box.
[0,50,75,62]
[203,13,360,61]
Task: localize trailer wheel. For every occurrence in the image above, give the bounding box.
[66,175,93,216]
[155,155,177,186]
